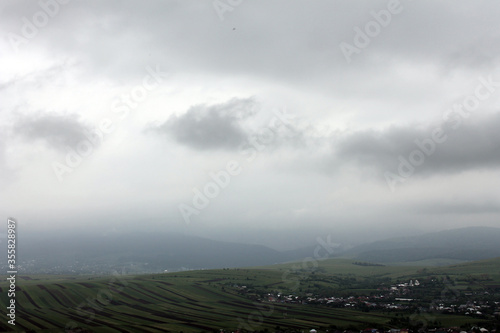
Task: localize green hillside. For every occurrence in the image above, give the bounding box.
[0,257,499,332]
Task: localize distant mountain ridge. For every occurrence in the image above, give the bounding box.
[8,231,344,274]
[4,226,500,274]
[341,226,500,263]
[12,233,286,273]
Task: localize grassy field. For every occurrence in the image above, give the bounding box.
[0,257,498,332]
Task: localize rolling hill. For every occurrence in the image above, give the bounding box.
[1,257,499,332]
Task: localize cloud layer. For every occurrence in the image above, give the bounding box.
[1,0,500,241]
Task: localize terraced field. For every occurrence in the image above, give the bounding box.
[0,271,390,332]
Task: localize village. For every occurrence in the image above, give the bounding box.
[229,276,500,332]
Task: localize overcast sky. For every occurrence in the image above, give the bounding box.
[1,0,500,239]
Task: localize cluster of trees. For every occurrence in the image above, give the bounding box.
[352,261,386,267]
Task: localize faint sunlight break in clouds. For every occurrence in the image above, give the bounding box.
[50,65,167,182]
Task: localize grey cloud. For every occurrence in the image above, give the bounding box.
[153,97,258,150]
[4,1,500,98]
[335,112,500,177]
[14,112,91,151]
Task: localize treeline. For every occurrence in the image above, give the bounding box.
[352,261,385,267]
